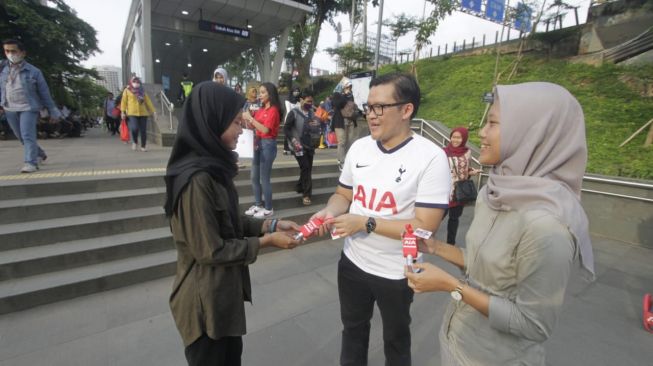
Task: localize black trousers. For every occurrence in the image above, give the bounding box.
[338,253,413,366]
[443,205,465,245]
[293,148,314,198]
[184,334,243,366]
[105,115,118,134]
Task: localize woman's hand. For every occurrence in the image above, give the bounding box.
[276,220,301,234]
[262,232,300,250]
[469,168,481,176]
[405,263,457,293]
[417,238,440,255]
[330,214,366,238]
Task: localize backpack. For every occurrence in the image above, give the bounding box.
[294,109,322,148]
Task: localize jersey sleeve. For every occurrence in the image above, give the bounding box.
[415,149,451,209]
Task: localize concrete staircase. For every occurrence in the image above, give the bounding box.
[0,163,339,314]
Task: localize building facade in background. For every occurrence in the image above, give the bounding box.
[93,65,122,95]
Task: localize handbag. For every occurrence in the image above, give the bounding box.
[452,158,477,203]
[119,118,129,142]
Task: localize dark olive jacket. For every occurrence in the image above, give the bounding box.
[169,172,264,346]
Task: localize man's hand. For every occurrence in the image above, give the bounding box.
[310,208,336,237]
[330,214,366,238]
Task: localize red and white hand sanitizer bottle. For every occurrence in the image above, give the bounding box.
[294,217,324,240]
[402,224,420,272]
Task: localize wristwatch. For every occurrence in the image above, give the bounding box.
[450,282,464,302]
[365,217,376,234]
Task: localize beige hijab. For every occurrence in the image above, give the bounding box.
[482,82,594,278]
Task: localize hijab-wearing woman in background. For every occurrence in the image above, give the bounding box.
[165,82,300,366]
[121,76,156,151]
[406,82,594,365]
[242,82,284,218]
[443,127,480,245]
[213,67,228,85]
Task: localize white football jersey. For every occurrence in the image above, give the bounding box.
[339,133,451,279]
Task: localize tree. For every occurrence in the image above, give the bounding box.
[287,0,344,87]
[384,13,419,63]
[411,0,456,80]
[0,0,102,110]
[325,43,374,74]
[223,49,258,86]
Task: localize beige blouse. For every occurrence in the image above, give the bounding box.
[439,195,578,365]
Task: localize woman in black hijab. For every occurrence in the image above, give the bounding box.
[165,82,301,366]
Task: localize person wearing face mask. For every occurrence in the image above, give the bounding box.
[0,39,62,173]
[212,67,228,85]
[283,89,320,206]
[121,76,156,152]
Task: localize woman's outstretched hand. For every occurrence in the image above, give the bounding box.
[261,232,301,250]
[405,263,457,294]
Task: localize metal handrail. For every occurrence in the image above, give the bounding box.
[159,90,175,131]
[412,118,653,204]
[583,175,653,190]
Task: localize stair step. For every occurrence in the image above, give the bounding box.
[0,172,340,223]
[0,207,166,251]
[0,204,328,315]
[0,250,178,314]
[0,162,339,199]
[0,228,173,280]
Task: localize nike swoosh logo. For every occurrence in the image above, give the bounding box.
[356,163,369,168]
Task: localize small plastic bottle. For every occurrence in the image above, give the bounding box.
[294,217,324,240]
[402,224,420,273]
[292,138,303,156]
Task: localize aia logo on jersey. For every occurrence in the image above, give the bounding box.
[353,185,398,214]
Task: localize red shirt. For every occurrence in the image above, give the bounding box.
[253,105,280,139]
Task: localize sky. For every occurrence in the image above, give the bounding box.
[65,0,591,73]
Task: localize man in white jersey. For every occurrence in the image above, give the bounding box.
[311,73,450,365]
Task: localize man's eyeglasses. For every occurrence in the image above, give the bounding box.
[362,102,409,116]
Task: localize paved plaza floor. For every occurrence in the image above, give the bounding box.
[1,128,652,365]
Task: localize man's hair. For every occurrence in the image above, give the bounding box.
[2,39,25,51]
[369,73,420,119]
[300,89,314,99]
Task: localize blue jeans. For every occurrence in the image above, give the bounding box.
[127,116,148,147]
[5,110,46,166]
[251,138,277,210]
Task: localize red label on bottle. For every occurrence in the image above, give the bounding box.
[300,217,323,239]
[402,224,417,258]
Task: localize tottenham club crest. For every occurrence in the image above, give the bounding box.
[395,165,406,183]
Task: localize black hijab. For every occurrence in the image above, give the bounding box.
[164,82,246,232]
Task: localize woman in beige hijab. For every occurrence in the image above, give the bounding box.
[405,82,594,365]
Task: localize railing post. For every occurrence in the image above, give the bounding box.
[453,41,457,52]
[495,31,499,44]
[462,39,466,51]
[482,34,486,47]
[445,43,448,54]
[472,36,475,49]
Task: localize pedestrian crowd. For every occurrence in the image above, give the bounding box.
[163,70,594,366]
[1,34,595,366]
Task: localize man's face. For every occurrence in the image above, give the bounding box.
[3,44,25,62]
[365,84,412,144]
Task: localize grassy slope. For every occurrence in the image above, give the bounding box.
[376,54,653,179]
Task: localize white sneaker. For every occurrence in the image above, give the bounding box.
[244,205,261,216]
[253,208,273,218]
[140,146,147,152]
[131,143,137,151]
[20,163,38,173]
